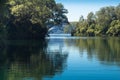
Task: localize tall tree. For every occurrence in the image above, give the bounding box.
[96,6,116,35]
[79,15,84,22]
[87,12,96,26]
[115,4,120,20]
[52,3,68,25]
[6,0,68,39]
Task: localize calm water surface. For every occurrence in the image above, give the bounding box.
[0,37,120,80]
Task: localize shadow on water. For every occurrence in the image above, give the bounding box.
[0,38,68,80]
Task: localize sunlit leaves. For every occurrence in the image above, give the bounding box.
[74,4,120,36]
[107,20,120,36]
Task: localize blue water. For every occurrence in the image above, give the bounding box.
[44,36,120,80]
[0,36,120,80]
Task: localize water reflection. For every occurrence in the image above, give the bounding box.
[0,39,68,80]
[46,38,68,74]
[0,37,120,80]
[65,37,120,66]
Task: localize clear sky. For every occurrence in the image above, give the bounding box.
[55,0,120,22]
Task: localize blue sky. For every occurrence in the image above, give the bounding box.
[55,0,120,21]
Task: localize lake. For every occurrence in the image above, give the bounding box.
[0,36,120,80]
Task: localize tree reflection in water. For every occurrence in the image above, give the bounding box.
[0,39,68,80]
[65,37,120,66]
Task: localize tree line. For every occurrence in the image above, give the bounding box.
[0,0,68,40]
[73,4,120,36]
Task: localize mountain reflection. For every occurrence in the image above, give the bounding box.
[0,39,68,80]
[65,37,120,66]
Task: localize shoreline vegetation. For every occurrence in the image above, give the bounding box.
[0,0,120,40]
[69,4,120,37]
[0,0,68,40]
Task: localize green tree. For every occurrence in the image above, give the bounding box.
[86,23,95,36]
[9,0,55,25]
[52,3,68,25]
[96,6,116,35]
[115,4,120,20]
[87,12,96,26]
[73,4,120,37]
[75,20,88,36]
[79,15,84,22]
[107,20,120,36]
[6,0,68,39]
[0,0,9,39]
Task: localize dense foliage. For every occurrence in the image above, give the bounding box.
[0,0,68,39]
[73,4,120,36]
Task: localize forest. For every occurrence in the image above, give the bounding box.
[0,0,68,40]
[72,4,120,36]
[1,0,120,38]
